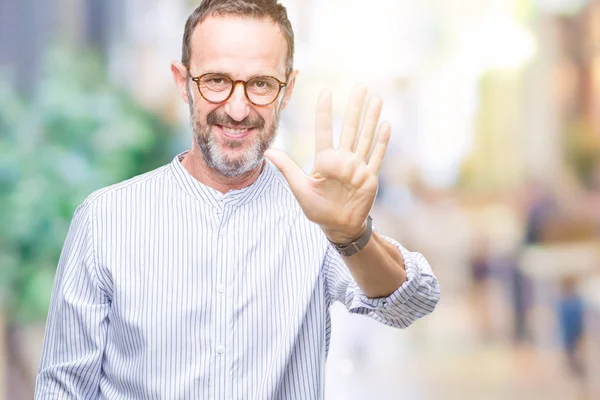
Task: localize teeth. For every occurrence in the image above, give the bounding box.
[222,126,249,135]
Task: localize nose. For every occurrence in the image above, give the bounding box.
[223,82,251,122]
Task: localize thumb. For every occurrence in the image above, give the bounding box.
[264,148,306,192]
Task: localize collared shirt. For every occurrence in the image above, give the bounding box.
[35,152,440,400]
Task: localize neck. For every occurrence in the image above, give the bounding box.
[181,146,264,194]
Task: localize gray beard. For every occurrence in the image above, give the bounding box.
[187,86,279,178]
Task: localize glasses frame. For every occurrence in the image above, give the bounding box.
[186,67,287,106]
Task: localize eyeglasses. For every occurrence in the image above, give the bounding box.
[186,67,287,106]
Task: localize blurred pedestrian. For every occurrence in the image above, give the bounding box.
[557,276,585,378]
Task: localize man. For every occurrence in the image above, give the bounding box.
[35,0,440,398]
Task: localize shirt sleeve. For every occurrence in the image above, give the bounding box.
[35,201,111,399]
[323,231,440,328]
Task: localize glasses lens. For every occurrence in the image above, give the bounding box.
[198,74,233,103]
[246,77,281,105]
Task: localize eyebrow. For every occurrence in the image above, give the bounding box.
[198,70,287,82]
[197,71,284,81]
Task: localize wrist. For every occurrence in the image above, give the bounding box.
[327,216,373,257]
[324,219,367,245]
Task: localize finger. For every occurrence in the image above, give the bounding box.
[355,97,383,160]
[338,85,368,151]
[264,148,306,194]
[367,122,391,175]
[315,90,333,154]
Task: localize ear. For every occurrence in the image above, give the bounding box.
[280,69,299,110]
[171,60,191,104]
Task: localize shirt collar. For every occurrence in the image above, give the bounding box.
[169,151,276,208]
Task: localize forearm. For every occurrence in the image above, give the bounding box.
[340,230,406,298]
[324,227,440,328]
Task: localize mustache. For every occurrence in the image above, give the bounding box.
[206,109,265,130]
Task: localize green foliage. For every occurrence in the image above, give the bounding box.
[0,46,178,323]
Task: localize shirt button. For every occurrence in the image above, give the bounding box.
[217,284,225,294]
[216,345,225,354]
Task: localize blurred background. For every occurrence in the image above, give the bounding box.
[1,0,600,399]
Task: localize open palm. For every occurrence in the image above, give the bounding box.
[265,87,391,244]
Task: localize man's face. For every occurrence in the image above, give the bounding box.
[181,16,295,177]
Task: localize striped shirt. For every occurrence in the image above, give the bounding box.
[35,151,440,399]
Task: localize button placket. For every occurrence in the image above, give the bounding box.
[215,204,230,364]
[218,205,228,237]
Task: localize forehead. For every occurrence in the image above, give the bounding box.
[190,15,287,77]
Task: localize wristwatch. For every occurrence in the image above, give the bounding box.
[328,216,373,257]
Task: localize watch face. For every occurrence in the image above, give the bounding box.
[338,242,361,257]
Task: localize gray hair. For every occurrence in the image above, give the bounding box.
[181,0,295,76]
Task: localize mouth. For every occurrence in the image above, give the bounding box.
[216,125,254,140]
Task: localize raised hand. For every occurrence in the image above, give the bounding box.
[264,86,391,244]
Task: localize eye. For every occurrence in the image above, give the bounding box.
[199,74,231,92]
[248,78,277,92]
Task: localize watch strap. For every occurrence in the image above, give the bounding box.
[329,215,373,257]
